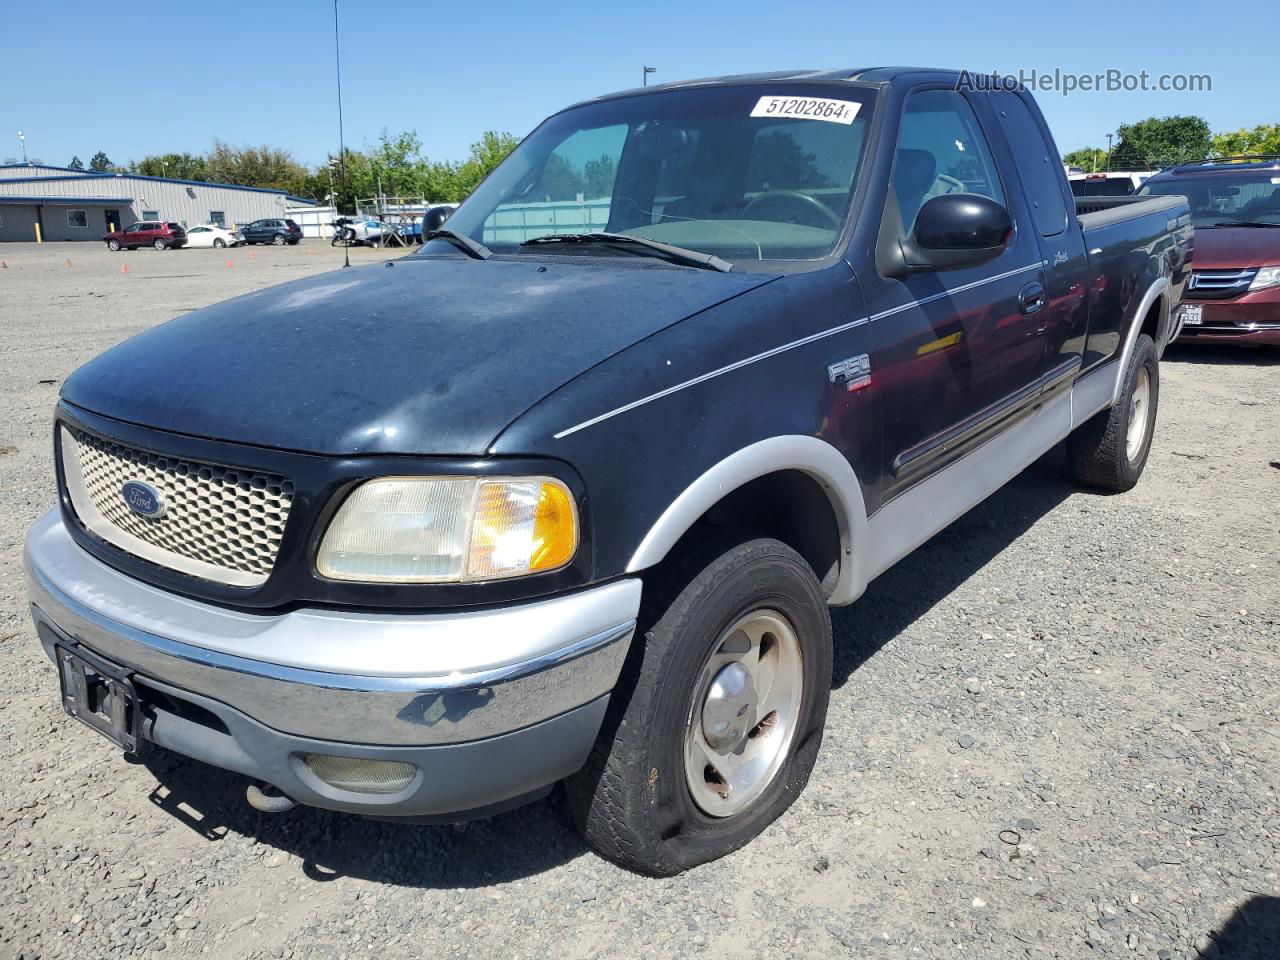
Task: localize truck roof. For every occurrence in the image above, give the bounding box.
[567,66,969,110]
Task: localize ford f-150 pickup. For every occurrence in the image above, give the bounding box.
[25,67,1192,875]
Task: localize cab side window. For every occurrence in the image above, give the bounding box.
[893,90,1004,231]
[991,92,1069,237]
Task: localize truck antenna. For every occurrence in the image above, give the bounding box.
[334,0,350,269]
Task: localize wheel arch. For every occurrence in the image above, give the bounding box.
[1110,275,1170,406]
[625,435,869,605]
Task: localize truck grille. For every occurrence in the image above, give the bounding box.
[60,426,293,587]
[1185,269,1257,300]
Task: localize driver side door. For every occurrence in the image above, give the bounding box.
[866,87,1048,506]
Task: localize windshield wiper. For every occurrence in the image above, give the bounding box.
[425,229,492,260]
[1213,221,1280,228]
[521,232,733,272]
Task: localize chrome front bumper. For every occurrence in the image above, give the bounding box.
[24,510,641,818]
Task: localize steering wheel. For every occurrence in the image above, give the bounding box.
[932,174,966,195]
[741,190,841,228]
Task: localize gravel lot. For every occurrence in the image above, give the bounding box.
[1,241,1278,960]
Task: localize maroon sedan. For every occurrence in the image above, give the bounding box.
[104,221,187,251]
[1139,157,1280,346]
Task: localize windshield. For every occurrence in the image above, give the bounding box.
[1139,172,1280,226]
[429,84,875,267]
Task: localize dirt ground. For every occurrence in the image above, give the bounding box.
[1,240,1277,960]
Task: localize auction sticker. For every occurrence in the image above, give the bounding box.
[750,96,861,125]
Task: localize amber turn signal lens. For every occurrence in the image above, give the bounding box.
[466,478,578,580]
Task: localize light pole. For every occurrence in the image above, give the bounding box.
[1105,133,1113,172]
[18,130,27,164]
[643,66,656,87]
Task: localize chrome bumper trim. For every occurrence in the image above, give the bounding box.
[25,510,640,746]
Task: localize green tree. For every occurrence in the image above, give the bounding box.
[1062,147,1107,172]
[1210,123,1280,158]
[133,152,208,180]
[67,155,84,171]
[205,140,307,189]
[89,151,114,172]
[582,154,618,199]
[453,131,520,200]
[1110,116,1211,170]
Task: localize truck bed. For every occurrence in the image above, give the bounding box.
[1075,193,1185,227]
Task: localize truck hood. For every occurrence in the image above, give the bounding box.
[61,256,772,456]
[1191,225,1280,270]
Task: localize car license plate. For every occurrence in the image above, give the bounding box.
[54,642,141,753]
[1179,304,1203,326]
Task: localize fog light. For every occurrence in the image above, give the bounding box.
[303,754,417,795]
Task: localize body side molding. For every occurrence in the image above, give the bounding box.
[865,390,1074,582]
[625,435,871,606]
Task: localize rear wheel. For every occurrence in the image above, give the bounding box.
[272,233,286,246]
[106,238,120,251]
[1067,333,1159,491]
[567,537,832,875]
[213,238,226,249]
[153,238,167,251]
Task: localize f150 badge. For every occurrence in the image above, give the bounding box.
[827,353,871,392]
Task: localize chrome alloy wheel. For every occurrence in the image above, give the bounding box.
[1126,366,1151,462]
[684,609,804,817]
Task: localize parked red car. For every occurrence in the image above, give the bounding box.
[103,221,188,251]
[1139,157,1280,346]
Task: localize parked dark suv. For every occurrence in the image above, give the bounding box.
[237,219,303,246]
[103,222,187,251]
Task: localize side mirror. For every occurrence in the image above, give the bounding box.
[422,207,453,233]
[899,193,1012,273]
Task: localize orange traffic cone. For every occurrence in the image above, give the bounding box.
[1,260,8,270]
[120,262,129,274]
[66,258,73,268]
[226,259,233,268]
[249,250,256,259]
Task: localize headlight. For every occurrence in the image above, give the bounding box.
[1248,265,1280,292]
[316,476,578,583]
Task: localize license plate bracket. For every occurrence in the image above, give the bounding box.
[54,641,141,753]
[1179,303,1203,326]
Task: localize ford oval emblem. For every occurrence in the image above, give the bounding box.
[121,480,166,519]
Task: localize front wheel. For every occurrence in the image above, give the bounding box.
[106,239,121,251]
[567,537,832,875]
[1066,333,1159,491]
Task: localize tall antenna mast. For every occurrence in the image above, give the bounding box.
[334,0,350,268]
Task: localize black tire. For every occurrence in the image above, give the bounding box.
[106,239,120,251]
[153,238,167,251]
[213,238,226,249]
[567,537,833,876]
[1067,333,1159,492]
[272,233,286,246]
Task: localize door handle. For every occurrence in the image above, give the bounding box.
[1018,282,1046,316]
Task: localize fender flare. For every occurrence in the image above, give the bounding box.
[625,435,870,606]
[1110,275,1170,406]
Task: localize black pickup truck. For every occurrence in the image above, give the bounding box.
[26,67,1191,876]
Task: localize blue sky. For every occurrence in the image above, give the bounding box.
[0,0,1268,169]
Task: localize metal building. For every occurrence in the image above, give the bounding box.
[0,163,313,243]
